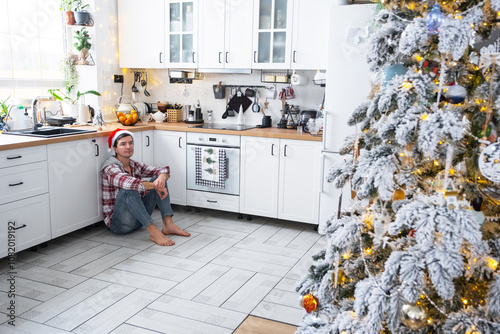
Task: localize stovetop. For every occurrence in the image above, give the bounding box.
[189,123,257,131]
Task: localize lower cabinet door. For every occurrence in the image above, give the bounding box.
[48,139,101,238]
[0,194,51,257]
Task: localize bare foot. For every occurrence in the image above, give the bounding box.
[147,224,175,246]
[162,216,191,237]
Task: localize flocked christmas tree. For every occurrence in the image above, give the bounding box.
[296,1,500,333]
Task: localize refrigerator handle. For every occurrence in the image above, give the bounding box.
[320,154,326,193]
[322,109,328,152]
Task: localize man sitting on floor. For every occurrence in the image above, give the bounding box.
[101,128,190,246]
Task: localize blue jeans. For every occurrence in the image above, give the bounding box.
[109,177,174,235]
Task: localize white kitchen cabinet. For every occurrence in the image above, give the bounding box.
[278,139,321,224]
[290,0,329,70]
[154,131,187,205]
[240,137,320,224]
[48,139,103,238]
[240,136,280,217]
[0,146,50,257]
[0,194,51,257]
[166,0,199,68]
[131,130,154,165]
[252,0,293,69]
[117,0,165,68]
[198,0,254,70]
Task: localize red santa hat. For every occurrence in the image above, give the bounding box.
[108,128,134,152]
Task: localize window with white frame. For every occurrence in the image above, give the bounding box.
[0,0,66,99]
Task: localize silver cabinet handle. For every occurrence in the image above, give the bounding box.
[159,52,163,64]
[146,135,150,147]
[192,52,196,63]
[253,51,257,63]
[178,137,182,149]
[225,52,229,63]
[284,145,288,157]
[293,51,297,63]
[271,144,275,156]
[219,52,222,63]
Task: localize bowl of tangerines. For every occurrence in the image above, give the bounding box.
[115,96,140,126]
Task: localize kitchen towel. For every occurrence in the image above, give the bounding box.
[195,147,227,188]
[228,94,252,113]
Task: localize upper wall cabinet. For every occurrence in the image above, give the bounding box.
[198,0,254,70]
[290,0,329,70]
[118,0,198,69]
[251,0,293,69]
[251,0,329,70]
[118,0,165,68]
[166,0,199,68]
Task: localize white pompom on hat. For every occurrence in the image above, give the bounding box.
[108,128,134,152]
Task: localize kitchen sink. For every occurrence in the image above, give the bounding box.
[2,127,97,138]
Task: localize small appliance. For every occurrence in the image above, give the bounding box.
[299,109,317,132]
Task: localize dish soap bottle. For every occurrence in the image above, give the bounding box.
[23,107,32,129]
[236,105,244,125]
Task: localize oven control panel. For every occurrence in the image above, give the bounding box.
[187,133,241,147]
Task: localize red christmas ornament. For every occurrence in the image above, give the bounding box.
[409,229,416,238]
[302,294,318,313]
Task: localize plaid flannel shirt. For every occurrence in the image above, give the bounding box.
[101,158,170,227]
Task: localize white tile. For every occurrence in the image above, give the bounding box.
[70,247,141,277]
[221,273,281,313]
[287,229,323,250]
[88,231,156,250]
[113,259,192,282]
[195,216,264,234]
[187,224,250,240]
[94,268,177,294]
[48,244,121,273]
[193,268,255,306]
[130,251,205,272]
[165,263,230,300]
[127,308,233,334]
[211,250,292,277]
[265,225,303,247]
[187,237,239,262]
[149,295,247,330]
[0,318,73,334]
[264,289,303,309]
[111,323,163,334]
[234,239,307,259]
[251,300,306,327]
[73,289,161,334]
[44,284,136,331]
[0,291,42,316]
[285,247,326,281]
[13,263,87,289]
[22,240,103,268]
[0,276,65,301]
[19,279,111,323]
[241,221,285,243]
[165,233,220,258]
[221,247,299,267]
[275,277,300,293]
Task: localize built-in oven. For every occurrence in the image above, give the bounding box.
[186,132,240,196]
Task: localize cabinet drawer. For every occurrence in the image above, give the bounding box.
[0,146,47,168]
[0,161,49,205]
[187,190,239,213]
[0,194,51,257]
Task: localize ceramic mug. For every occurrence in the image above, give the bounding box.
[266,85,277,99]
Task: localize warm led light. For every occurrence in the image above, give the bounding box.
[487,258,499,270]
[415,55,422,62]
[421,113,428,120]
[342,253,349,259]
[434,161,439,166]
[399,152,405,157]
[471,24,474,28]
[365,248,372,254]
[401,81,413,89]
[427,319,432,324]
[463,299,468,304]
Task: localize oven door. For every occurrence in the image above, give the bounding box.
[186,144,240,195]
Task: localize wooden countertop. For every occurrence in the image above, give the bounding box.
[0,121,321,151]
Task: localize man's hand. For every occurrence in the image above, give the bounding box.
[154,174,169,200]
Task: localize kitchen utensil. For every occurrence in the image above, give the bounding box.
[245,88,255,97]
[213,82,225,99]
[143,73,151,97]
[252,93,260,113]
[131,73,139,93]
[266,85,277,99]
[300,109,318,132]
[262,115,272,127]
[227,88,235,116]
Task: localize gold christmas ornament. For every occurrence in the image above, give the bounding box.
[302,294,318,313]
[400,303,427,330]
[392,189,405,201]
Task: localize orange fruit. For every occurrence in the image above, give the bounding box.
[131,109,137,114]
[118,116,126,123]
[117,112,124,117]
[126,114,132,120]
[124,119,131,125]
[131,114,138,122]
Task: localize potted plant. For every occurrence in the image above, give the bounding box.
[49,85,101,106]
[0,95,11,130]
[74,28,92,65]
[73,0,93,26]
[60,0,75,25]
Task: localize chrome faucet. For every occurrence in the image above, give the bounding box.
[31,96,52,130]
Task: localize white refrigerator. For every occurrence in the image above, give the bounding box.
[319,3,376,233]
